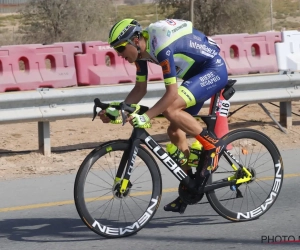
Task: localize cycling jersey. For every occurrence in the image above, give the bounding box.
[135,19,221,85]
[135,19,228,113]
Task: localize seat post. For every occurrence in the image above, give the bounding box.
[208,91,221,116]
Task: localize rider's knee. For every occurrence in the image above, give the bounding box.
[163,105,181,120]
[163,96,187,120]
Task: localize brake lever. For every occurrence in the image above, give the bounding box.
[120,102,138,126]
[92,98,110,121]
[92,105,97,121]
[120,102,128,126]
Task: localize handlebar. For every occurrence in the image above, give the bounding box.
[92,98,149,125]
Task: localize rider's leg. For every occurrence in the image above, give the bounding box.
[167,123,190,172]
[164,113,203,213]
[163,56,228,213]
[164,57,228,177]
[164,104,204,213]
[163,96,224,178]
[166,101,203,172]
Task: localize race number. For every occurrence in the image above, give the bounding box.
[218,100,230,117]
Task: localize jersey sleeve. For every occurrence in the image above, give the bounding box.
[156,47,177,86]
[135,60,148,82]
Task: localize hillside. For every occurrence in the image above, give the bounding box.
[0,0,300,45]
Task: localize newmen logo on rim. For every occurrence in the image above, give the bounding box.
[160,59,171,75]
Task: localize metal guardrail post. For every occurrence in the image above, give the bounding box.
[280,102,292,129]
[258,103,287,133]
[38,121,51,156]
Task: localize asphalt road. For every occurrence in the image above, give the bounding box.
[0,148,299,250]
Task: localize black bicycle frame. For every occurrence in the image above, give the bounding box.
[115,81,240,194]
[116,127,238,194]
[115,95,239,195]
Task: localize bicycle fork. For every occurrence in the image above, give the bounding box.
[113,142,138,194]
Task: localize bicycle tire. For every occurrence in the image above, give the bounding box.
[74,141,162,238]
[206,128,283,222]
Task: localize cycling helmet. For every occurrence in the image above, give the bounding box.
[108,19,142,47]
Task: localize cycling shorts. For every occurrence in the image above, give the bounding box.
[178,55,228,115]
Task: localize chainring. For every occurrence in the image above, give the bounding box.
[178,182,204,205]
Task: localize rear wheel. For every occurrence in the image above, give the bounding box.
[74,141,162,238]
[206,129,283,222]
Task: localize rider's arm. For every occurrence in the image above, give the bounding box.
[145,47,178,119]
[124,60,148,104]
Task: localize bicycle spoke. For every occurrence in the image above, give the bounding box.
[247,184,257,209]
[95,154,115,180]
[89,171,113,187]
[85,181,111,190]
[122,200,127,225]
[254,178,273,190]
[123,198,139,220]
[247,185,264,204]
[255,168,274,175]
[85,188,112,194]
[208,131,283,221]
[108,198,115,221]
[86,190,113,204]
[131,169,150,183]
[97,198,114,219]
[74,142,162,237]
[129,195,151,204]
[230,191,237,211]
[103,152,115,179]
[132,179,153,186]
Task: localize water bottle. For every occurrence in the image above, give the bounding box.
[166,143,187,166]
[188,140,203,167]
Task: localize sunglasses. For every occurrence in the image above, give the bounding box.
[113,41,128,53]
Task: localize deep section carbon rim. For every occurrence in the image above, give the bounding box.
[74,142,162,238]
[207,129,283,222]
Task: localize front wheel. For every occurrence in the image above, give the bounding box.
[206,128,283,222]
[74,141,162,238]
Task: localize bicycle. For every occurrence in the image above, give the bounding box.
[74,79,284,238]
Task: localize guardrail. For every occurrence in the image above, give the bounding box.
[1,73,300,155]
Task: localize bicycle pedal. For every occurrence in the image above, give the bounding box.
[179,203,187,214]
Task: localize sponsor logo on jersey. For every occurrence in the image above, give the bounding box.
[160,59,171,75]
[199,72,221,88]
[179,88,193,102]
[152,35,157,50]
[171,23,187,33]
[190,40,218,58]
[193,35,202,41]
[166,19,176,26]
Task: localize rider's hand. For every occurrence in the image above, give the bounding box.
[98,110,111,123]
[129,113,151,128]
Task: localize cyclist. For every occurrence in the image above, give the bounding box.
[100,18,228,213]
